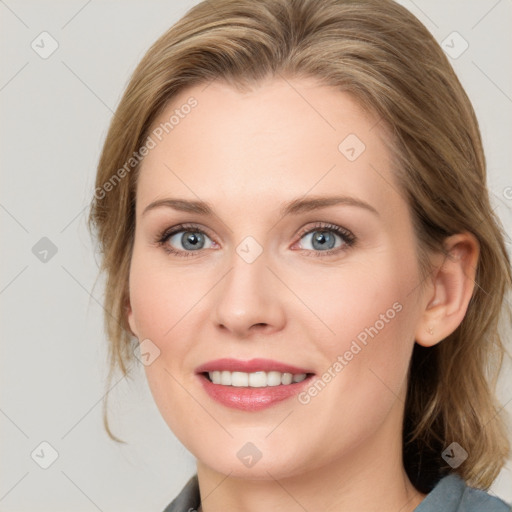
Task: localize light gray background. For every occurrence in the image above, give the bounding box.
[1,0,511,510]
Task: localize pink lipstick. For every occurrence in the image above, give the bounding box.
[196,358,314,411]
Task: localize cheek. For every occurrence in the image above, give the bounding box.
[127,251,215,431]
[128,248,207,340]
[294,251,417,351]
[297,251,419,408]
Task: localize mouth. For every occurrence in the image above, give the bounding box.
[195,358,315,411]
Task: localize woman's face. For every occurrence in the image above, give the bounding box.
[127,77,431,479]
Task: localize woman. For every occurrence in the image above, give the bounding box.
[89,0,511,510]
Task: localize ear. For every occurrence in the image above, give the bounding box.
[125,296,140,339]
[415,232,480,347]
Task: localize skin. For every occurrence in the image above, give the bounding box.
[127,77,479,512]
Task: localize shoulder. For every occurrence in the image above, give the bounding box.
[162,475,200,512]
[415,473,511,512]
[459,482,512,512]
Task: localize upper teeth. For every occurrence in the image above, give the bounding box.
[208,370,307,387]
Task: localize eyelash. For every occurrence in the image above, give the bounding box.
[155,222,356,258]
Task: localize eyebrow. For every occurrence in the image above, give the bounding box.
[142,195,379,218]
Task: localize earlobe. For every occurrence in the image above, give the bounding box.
[415,232,479,348]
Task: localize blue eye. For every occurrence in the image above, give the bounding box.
[157,222,355,258]
[300,230,341,251]
[296,223,356,256]
[157,224,215,257]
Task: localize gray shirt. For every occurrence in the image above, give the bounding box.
[163,473,511,511]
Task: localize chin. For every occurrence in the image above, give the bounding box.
[199,455,307,481]
[190,434,320,481]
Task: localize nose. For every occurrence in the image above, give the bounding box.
[211,248,287,339]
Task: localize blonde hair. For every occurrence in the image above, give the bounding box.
[88,0,511,492]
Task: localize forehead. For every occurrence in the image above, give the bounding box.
[136,77,403,219]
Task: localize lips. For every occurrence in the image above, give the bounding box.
[195,358,315,411]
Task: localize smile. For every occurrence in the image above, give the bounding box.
[196,358,315,411]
